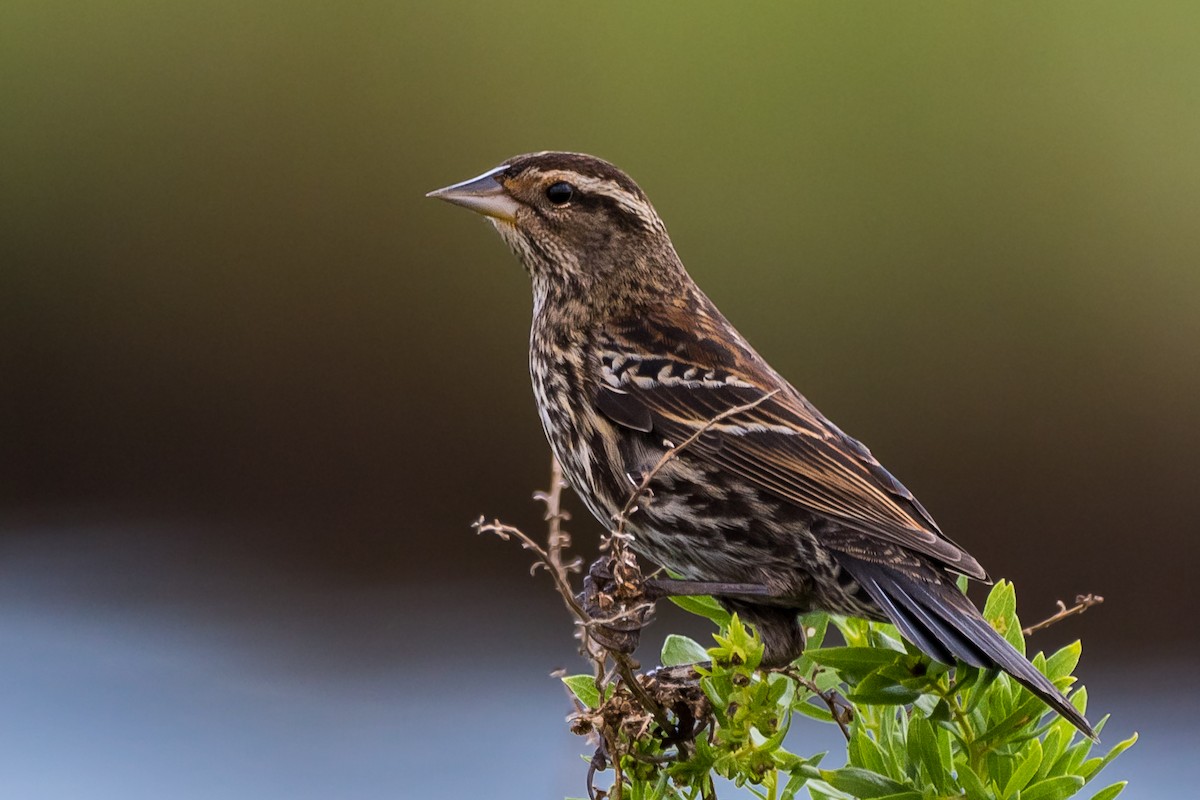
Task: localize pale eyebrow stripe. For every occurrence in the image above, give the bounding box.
[520,168,663,229]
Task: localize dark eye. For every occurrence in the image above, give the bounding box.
[545,181,574,205]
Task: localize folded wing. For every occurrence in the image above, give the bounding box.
[595,331,986,581]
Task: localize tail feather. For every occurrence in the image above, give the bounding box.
[839,555,1096,740]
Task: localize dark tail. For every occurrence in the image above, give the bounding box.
[838,555,1096,740]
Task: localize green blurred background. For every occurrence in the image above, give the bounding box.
[1,2,1197,797]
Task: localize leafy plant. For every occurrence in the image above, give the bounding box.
[561,580,1135,800]
[479,462,1134,800]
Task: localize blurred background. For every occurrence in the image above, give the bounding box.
[2,2,1197,797]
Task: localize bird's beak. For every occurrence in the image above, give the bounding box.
[426,165,521,223]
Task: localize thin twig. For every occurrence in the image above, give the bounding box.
[475,461,677,767]
[779,666,852,741]
[614,655,674,734]
[535,458,580,577]
[1022,593,1104,636]
[472,517,589,623]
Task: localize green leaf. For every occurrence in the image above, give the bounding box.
[1002,739,1043,798]
[760,725,791,755]
[1088,781,1127,800]
[661,634,710,667]
[847,672,924,706]
[1044,641,1082,681]
[1037,726,1067,781]
[982,579,1016,622]
[782,767,811,800]
[1042,722,1083,776]
[978,689,1051,748]
[806,779,855,800]
[1021,775,1085,800]
[1082,732,1138,782]
[982,580,1025,654]
[848,724,890,778]
[668,593,732,626]
[1078,757,1103,780]
[710,613,763,671]
[805,647,906,680]
[781,766,815,800]
[700,675,730,717]
[877,662,941,698]
[866,625,907,653]
[1069,685,1089,718]
[561,674,600,709]
[811,666,844,694]
[956,761,992,800]
[955,664,983,694]
[963,667,1000,715]
[820,767,912,798]
[767,671,792,705]
[923,696,952,723]
[792,699,836,723]
[1055,740,1094,780]
[981,672,1015,724]
[990,754,1015,796]
[906,716,950,793]
[802,611,831,650]
[669,734,716,784]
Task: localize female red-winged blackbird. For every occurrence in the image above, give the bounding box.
[428,152,1094,738]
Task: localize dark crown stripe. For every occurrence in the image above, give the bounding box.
[503,151,646,199]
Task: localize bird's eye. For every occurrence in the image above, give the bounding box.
[545,182,574,205]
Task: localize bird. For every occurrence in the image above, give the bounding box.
[427,151,1094,738]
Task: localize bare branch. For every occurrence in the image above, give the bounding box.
[534,458,580,576]
[472,514,589,624]
[1022,593,1105,636]
[777,666,853,741]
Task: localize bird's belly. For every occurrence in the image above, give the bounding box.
[618,471,838,600]
[531,387,626,529]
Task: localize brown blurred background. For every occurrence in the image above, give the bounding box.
[1,2,1197,797]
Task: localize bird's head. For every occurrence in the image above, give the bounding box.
[427,152,687,306]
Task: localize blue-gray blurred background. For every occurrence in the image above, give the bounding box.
[2,2,1197,797]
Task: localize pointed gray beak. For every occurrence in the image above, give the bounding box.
[426,164,521,223]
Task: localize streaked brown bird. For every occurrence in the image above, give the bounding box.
[428,152,1094,738]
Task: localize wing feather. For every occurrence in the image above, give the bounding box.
[596,329,986,580]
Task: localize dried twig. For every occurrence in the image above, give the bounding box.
[533,458,579,576]
[472,516,588,623]
[475,459,671,800]
[778,666,853,741]
[1022,593,1104,636]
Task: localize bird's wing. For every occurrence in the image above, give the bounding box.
[595,322,987,580]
